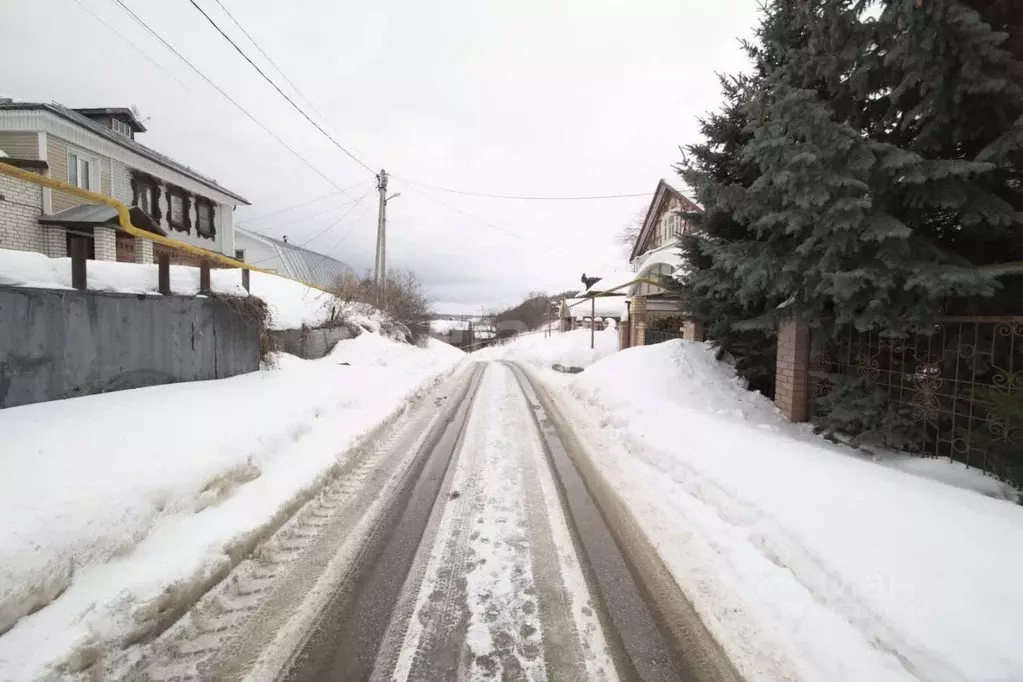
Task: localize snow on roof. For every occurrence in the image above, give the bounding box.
[564,295,626,319]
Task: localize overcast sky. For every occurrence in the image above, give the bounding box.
[1,0,759,313]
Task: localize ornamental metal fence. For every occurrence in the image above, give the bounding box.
[809,317,1022,483]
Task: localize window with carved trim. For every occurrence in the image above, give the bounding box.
[196,200,215,239]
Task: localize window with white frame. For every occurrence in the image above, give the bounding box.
[67,150,97,190]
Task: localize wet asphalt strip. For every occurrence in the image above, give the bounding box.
[280,362,486,682]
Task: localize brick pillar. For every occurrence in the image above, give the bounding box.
[135,237,154,264]
[683,319,705,342]
[43,227,67,258]
[94,226,117,261]
[775,316,810,422]
[619,319,630,350]
[631,297,647,347]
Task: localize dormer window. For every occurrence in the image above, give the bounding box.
[112,118,132,137]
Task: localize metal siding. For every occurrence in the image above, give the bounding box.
[0,132,39,159]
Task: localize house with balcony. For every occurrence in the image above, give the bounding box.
[567,179,702,346]
[0,99,249,265]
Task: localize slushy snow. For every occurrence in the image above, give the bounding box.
[0,333,464,680]
[551,339,1023,682]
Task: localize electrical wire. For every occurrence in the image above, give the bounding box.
[393,175,654,201]
[238,180,368,224]
[107,0,353,194]
[71,0,190,91]
[256,192,367,234]
[184,0,376,175]
[395,179,630,272]
[297,189,372,248]
[207,0,327,120]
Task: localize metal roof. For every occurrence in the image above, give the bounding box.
[72,107,147,132]
[0,102,249,205]
[38,204,119,225]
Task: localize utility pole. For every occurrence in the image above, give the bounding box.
[374,168,388,292]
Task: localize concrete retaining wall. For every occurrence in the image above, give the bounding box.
[270,325,358,360]
[0,285,261,408]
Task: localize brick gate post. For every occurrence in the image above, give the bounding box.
[631,297,647,347]
[774,316,810,422]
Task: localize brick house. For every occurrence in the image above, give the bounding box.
[0,100,249,265]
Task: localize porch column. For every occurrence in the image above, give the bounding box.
[135,236,154,264]
[94,226,117,261]
[684,319,705,342]
[618,319,630,350]
[631,296,647,347]
[774,316,810,422]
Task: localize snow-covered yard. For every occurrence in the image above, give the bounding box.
[497,331,1023,681]
[475,326,619,369]
[0,330,463,679]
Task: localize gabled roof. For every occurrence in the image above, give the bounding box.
[628,179,700,262]
[72,107,147,133]
[0,102,248,205]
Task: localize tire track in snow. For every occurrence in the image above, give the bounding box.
[387,363,617,681]
[108,367,474,682]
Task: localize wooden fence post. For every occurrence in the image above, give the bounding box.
[199,259,211,295]
[70,237,88,291]
[241,267,250,293]
[158,253,171,295]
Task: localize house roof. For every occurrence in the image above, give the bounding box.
[72,107,147,133]
[628,179,701,262]
[0,102,249,205]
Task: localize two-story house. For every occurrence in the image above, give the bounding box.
[568,179,701,346]
[0,99,249,265]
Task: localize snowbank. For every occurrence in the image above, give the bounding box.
[561,340,1023,682]
[476,327,618,369]
[0,247,369,331]
[0,333,464,679]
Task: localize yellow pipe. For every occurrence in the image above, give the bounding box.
[0,160,333,292]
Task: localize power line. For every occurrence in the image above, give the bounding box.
[394,175,654,202]
[322,202,373,255]
[107,0,352,194]
[298,190,373,248]
[184,0,376,175]
[395,179,629,272]
[238,181,369,224]
[71,0,190,91]
[246,189,373,267]
[207,0,327,120]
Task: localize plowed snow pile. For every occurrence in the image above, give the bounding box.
[0,333,463,680]
[557,339,1023,682]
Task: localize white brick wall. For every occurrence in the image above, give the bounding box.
[135,237,153,264]
[43,226,66,258]
[0,173,44,253]
[94,226,117,261]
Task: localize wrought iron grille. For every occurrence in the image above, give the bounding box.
[645,329,680,345]
[809,317,1022,482]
